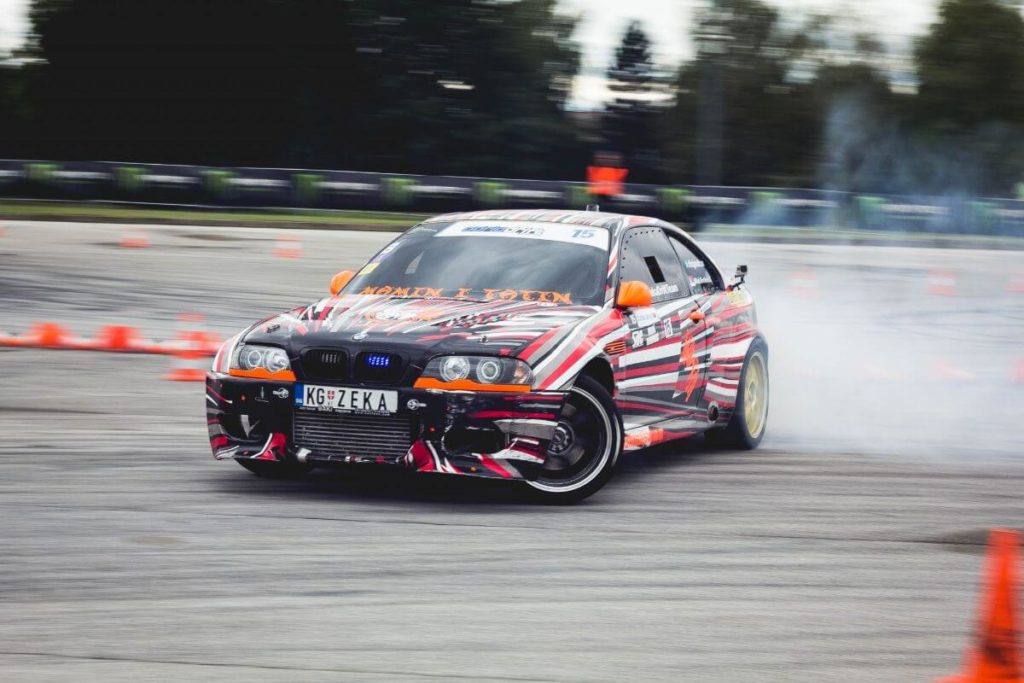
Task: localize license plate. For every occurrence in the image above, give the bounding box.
[294,384,398,416]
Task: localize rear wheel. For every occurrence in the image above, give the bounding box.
[706,339,769,450]
[236,458,311,479]
[525,375,622,504]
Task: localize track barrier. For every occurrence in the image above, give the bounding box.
[273,234,303,259]
[937,529,1022,683]
[119,226,151,248]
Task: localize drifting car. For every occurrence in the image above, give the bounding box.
[206,209,768,502]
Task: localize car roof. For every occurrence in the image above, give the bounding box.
[422,209,678,236]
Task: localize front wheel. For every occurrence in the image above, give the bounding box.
[706,339,769,450]
[525,375,623,504]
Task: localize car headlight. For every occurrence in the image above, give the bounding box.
[229,344,294,379]
[416,355,533,392]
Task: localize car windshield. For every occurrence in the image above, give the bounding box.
[346,221,609,306]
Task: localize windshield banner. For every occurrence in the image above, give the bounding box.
[437,221,610,250]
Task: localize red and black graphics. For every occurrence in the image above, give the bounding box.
[205,209,765,480]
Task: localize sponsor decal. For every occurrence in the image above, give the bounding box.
[657,187,691,213]
[357,286,573,304]
[650,283,680,298]
[381,177,415,206]
[630,308,659,328]
[438,221,609,250]
[273,388,289,399]
[630,325,661,349]
[358,263,379,275]
[293,172,322,202]
[461,224,544,237]
[117,166,144,191]
[689,274,713,288]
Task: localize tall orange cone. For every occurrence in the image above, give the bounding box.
[937,529,1023,683]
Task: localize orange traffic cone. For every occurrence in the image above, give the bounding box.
[929,270,957,297]
[937,529,1023,683]
[91,325,145,352]
[930,357,978,382]
[119,226,151,248]
[163,332,209,381]
[789,270,819,299]
[273,234,302,259]
[28,322,70,347]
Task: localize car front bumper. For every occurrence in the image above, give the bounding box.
[206,373,567,480]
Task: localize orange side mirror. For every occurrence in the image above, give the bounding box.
[616,280,653,309]
[329,270,355,295]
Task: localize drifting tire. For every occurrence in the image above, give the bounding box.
[706,338,769,450]
[526,375,623,504]
[236,458,311,479]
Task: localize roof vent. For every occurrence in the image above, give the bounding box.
[585,204,600,212]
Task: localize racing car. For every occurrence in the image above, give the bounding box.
[206,209,768,502]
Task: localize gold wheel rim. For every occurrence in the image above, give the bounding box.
[743,353,768,439]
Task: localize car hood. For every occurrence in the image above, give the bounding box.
[242,294,603,359]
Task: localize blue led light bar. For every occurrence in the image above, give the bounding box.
[364,353,391,368]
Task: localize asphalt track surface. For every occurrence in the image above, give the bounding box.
[1,220,1023,682]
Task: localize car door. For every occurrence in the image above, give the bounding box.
[614,227,693,429]
[666,232,719,411]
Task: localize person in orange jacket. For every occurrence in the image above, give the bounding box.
[587,151,629,197]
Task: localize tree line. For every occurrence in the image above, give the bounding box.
[0,0,1021,196]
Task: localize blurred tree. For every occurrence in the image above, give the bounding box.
[351,0,583,178]
[0,63,31,158]
[912,0,1024,194]
[663,0,818,186]
[916,0,1024,131]
[26,0,363,166]
[21,0,583,176]
[602,21,664,182]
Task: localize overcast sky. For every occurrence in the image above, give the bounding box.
[0,0,941,106]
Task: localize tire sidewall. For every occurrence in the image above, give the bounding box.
[526,375,623,503]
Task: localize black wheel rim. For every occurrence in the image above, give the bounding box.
[533,387,610,491]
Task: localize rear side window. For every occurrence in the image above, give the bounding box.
[669,236,717,295]
[618,228,687,303]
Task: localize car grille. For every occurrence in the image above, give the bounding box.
[352,351,405,384]
[301,348,349,382]
[292,411,413,461]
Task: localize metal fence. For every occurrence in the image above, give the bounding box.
[3,159,1023,235]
